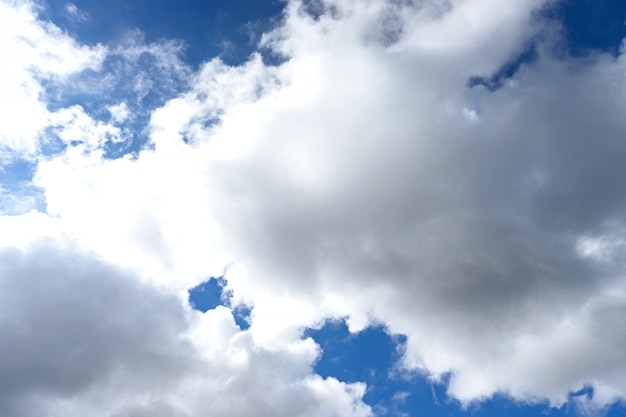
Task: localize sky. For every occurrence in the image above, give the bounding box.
[1,0,626,416]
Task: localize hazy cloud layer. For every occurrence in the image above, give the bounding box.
[3,0,626,415]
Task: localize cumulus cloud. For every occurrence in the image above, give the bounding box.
[0,0,194,214]
[4,0,626,414]
[0,216,371,417]
[133,0,626,407]
[0,0,105,160]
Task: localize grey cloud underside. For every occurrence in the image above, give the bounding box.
[190,0,626,404]
[0,240,370,417]
[0,242,194,416]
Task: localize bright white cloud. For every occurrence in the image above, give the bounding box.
[3,0,626,415]
[0,0,105,160]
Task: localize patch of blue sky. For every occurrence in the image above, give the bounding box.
[468,0,626,91]
[188,277,252,330]
[0,159,36,184]
[188,277,226,312]
[547,0,626,57]
[230,304,252,330]
[468,44,538,91]
[304,321,414,417]
[0,159,46,213]
[306,320,626,417]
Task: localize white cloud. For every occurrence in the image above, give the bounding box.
[0,3,373,416]
[4,0,626,414]
[49,105,126,148]
[0,0,105,160]
[116,0,626,408]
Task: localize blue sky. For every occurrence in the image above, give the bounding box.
[2,0,626,416]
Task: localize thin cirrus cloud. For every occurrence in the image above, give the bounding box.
[1,0,626,416]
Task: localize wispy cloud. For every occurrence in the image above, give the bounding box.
[63,2,88,22]
[0,0,105,161]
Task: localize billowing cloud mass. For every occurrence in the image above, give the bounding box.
[2,0,626,415]
[0,229,369,417]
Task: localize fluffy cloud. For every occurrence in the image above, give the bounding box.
[0,217,370,417]
[4,0,626,414]
[0,0,192,214]
[139,0,626,407]
[0,0,105,159]
[0,1,372,416]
